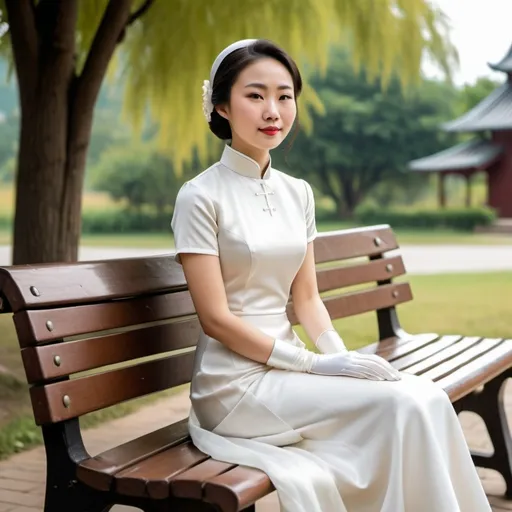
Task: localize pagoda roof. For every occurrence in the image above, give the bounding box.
[408,139,503,172]
[489,43,512,73]
[442,82,512,132]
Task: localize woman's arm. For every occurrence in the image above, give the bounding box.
[290,242,343,350]
[180,252,275,363]
[181,249,399,380]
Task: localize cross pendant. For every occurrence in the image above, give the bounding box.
[255,183,276,216]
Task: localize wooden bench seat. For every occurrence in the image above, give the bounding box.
[1,224,511,511]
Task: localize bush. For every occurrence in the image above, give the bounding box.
[354,206,496,231]
[81,209,171,234]
[0,213,11,230]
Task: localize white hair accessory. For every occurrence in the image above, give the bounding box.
[202,80,214,122]
[202,38,257,122]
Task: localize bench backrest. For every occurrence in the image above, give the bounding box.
[0,224,410,427]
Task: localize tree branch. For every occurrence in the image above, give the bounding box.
[4,0,38,107]
[127,0,155,25]
[117,0,155,43]
[72,0,132,122]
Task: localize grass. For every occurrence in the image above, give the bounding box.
[1,225,511,249]
[0,271,511,459]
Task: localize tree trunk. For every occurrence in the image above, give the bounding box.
[11,0,79,264]
[13,98,85,264]
[339,177,360,218]
[6,0,133,264]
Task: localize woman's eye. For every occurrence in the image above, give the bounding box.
[280,95,293,100]
[248,93,263,99]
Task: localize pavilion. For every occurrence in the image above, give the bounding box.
[408,43,512,223]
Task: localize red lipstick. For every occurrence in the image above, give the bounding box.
[259,126,281,136]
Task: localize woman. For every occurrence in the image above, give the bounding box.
[171,39,490,512]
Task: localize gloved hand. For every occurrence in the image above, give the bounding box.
[267,339,401,381]
[309,351,401,381]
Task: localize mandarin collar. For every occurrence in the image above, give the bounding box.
[220,145,272,180]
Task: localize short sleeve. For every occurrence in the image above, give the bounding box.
[171,181,219,264]
[303,180,318,243]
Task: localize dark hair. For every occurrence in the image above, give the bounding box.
[209,39,303,140]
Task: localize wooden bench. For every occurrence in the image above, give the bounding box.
[1,224,511,512]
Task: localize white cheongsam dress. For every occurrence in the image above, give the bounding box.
[170,144,491,512]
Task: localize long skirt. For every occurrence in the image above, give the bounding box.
[188,313,491,512]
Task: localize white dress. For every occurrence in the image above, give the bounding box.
[171,144,490,512]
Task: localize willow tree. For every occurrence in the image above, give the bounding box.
[0,0,456,264]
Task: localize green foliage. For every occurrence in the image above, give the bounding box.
[355,206,496,231]
[81,209,171,234]
[91,143,196,213]
[277,50,458,216]
[0,415,42,458]
[106,0,457,166]
[456,76,502,116]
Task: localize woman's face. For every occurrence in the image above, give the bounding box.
[216,57,297,155]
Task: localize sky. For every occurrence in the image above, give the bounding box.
[427,0,512,85]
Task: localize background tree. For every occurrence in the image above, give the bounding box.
[0,0,456,264]
[278,51,458,217]
[456,76,502,115]
[92,144,191,215]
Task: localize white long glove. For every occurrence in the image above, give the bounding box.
[267,338,401,381]
[315,329,349,354]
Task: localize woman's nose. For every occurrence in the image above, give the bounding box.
[264,101,280,120]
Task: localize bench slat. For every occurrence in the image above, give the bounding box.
[287,282,412,325]
[420,338,504,381]
[437,340,512,401]
[0,256,186,312]
[21,318,200,383]
[203,465,274,512]
[404,337,485,376]
[30,352,195,425]
[313,225,397,264]
[288,282,412,325]
[0,226,395,312]
[77,419,189,491]
[316,255,405,293]
[357,335,418,355]
[391,335,463,370]
[375,333,444,362]
[115,442,208,498]
[14,289,195,346]
[170,458,235,500]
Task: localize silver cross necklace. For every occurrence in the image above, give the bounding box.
[255,182,276,216]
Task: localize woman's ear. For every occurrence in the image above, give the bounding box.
[215,104,229,121]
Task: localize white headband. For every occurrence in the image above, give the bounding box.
[202,39,257,122]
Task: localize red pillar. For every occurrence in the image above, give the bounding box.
[489,131,512,218]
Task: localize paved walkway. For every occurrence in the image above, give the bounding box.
[1,244,512,274]
[1,386,512,511]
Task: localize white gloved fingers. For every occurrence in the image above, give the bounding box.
[339,368,383,381]
[347,362,386,381]
[352,353,401,380]
[360,355,401,380]
[354,358,398,381]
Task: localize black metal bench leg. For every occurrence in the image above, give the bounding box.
[42,422,111,512]
[458,374,512,497]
